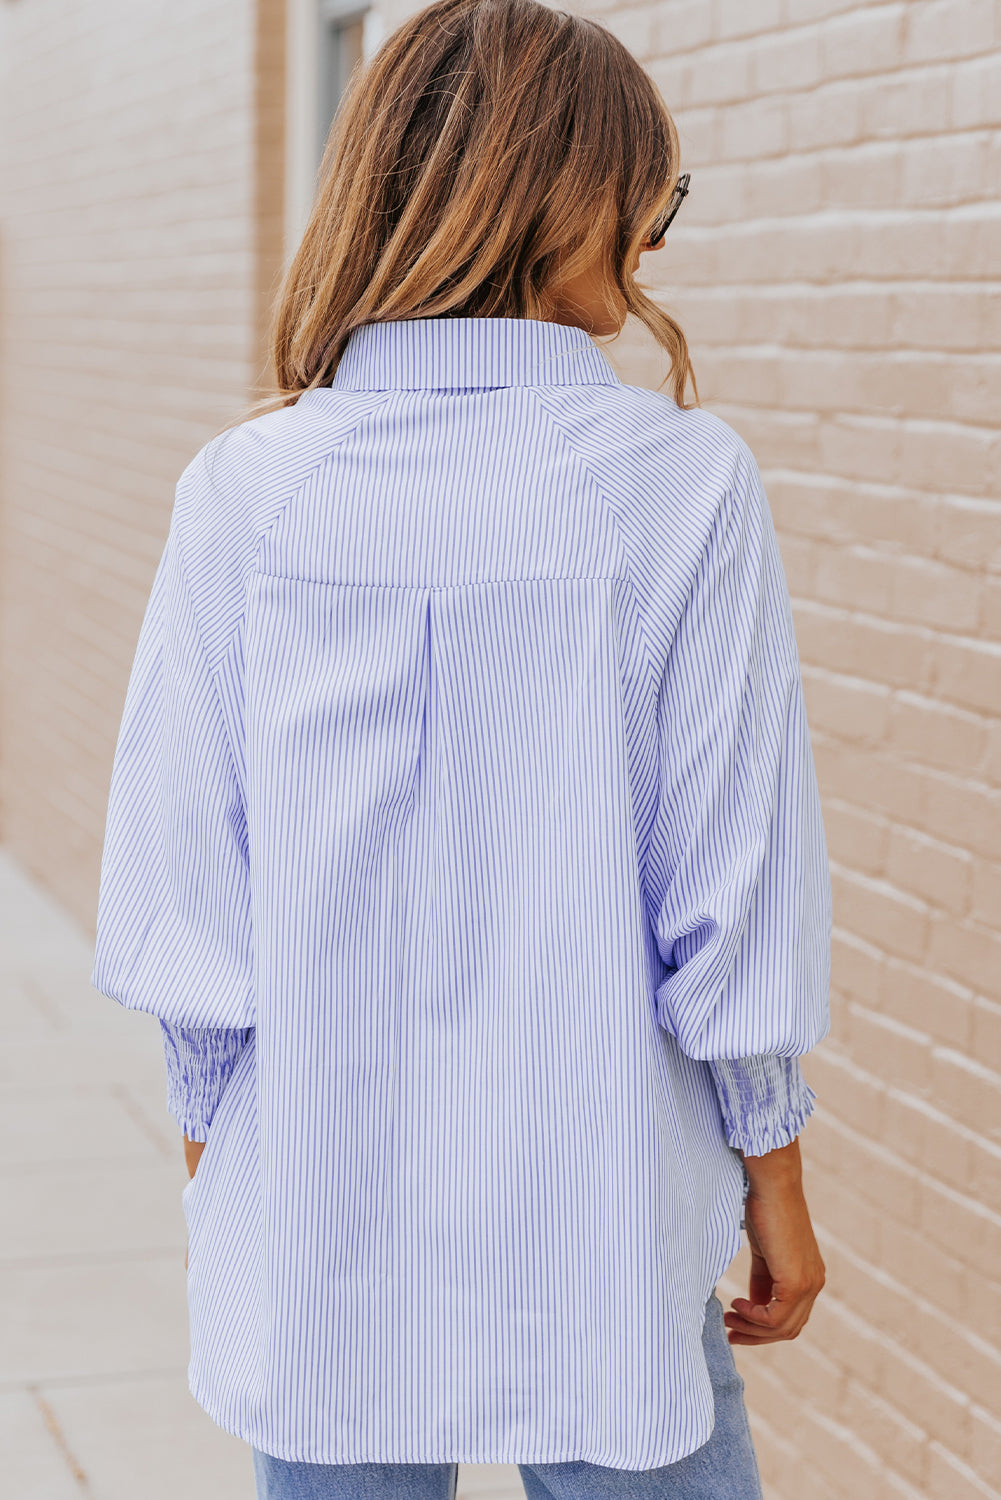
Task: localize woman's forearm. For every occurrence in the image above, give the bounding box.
[740,1134,803,1184]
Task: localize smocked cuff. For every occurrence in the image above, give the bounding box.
[709,1054,817,1157]
[160,1021,253,1142]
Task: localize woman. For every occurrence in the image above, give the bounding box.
[91,0,831,1496]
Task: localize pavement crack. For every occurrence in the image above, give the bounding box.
[32,1388,92,1493]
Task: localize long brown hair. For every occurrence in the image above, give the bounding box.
[259,0,695,415]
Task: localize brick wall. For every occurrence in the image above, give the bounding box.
[585,2,1001,1495]
[0,0,286,928]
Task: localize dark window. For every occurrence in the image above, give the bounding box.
[317,1,367,163]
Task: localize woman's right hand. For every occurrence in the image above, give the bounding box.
[722,1136,826,1346]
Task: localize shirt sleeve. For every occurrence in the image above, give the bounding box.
[648,445,832,1066]
[89,503,254,1030]
[160,1021,254,1142]
[708,1054,817,1157]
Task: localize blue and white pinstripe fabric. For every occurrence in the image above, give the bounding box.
[91,316,831,1469]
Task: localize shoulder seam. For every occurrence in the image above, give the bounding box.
[171,396,393,800]
[179,395,393,676]
[529,388,659,688]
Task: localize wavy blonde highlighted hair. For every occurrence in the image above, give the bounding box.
[256,0,695,415]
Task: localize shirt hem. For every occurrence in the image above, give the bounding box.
[185,1373,717,1472]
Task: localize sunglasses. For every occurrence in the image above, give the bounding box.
[648,172,691,247]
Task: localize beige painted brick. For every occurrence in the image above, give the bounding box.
[793,1404,888,1494]
[737,1351,838,1451]
[765,1337,846,1421]
[951,51,1001,128]
[831,924,886,1008]
[896,1094,994,1215]
[921,771,1001,861]
[752,25,825,95]
[903,0,997,64]
[893,355,1001,430]
[928,1046,1001,1139]
[804,1295,891,1394]
[783,0,862,20]
[819,1240,921,1353]
[879,1214,972,1324]
[824,798,889,872]
[715,0,782,40]
[894,419,995,498]
[914,1307,1001,1415]
[795,601,936,690]
[680,40,753,108]
[816,412,910,487]
[600,4,657,59]
[859,62,953,139]
[969,1135,1001,1223]
[889,288,998,357]
[813,545,894,614]
[880,1471,933,1500]
[928,918,1001,1005]
[979,575,1001,644]
[926,1439,1001,1499]
[809,1166,885,1263]
[832,865,932,961]
[970,859,1001,926]
[969,1405,1001,1489]
[886,692,988,777]
[776,531,820,596]
[885,825,972,914]
[812,479,939,556]
[944,210,1001,281]
[719,94,790,159]
[919,1181,1001,1299]
[889,556,981,633]
[694,346,782,403]
[971,997,1001,1076]
[820,4,909,79]
[802,667,893,744]
[774,347,874,412]
[934,634,1001,716]
[984,722,1001,786]
[972,1276,1001,1357]
[786,75,866,150]
[845,1001,933,1096]
[668,105,720,168]
[880,957,974,1049]
[804,285,900,349]
[876,1339,974,1456]
[839,1377,930,1485]
[898,129,997,210]
[650,0,714,53]
[806,1044,888,1138]
[813,735,929,827]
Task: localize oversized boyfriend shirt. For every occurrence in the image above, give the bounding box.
[90,316,832,1469]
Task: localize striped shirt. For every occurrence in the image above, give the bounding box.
[90,315,831,1469]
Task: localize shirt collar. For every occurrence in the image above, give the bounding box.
[330,317,621,392]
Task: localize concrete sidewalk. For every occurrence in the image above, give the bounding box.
[0,847,522,1499]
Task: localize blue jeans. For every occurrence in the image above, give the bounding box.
[252,1293,763,1498]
